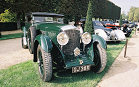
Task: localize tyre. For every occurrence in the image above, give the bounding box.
[37,45,53,82]
[22,36,28,49]
[92,44,107,73]
[28,27,36,54]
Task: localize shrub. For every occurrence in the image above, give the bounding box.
[0,9,16,22]
[84,0,94,34]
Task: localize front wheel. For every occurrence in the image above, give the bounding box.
[37,45,53,82]
[92,44,107,73]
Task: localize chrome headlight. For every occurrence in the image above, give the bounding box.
[81,32,92,44]
[57,32,69,45]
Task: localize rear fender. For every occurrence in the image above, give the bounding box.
[33,34,53,62]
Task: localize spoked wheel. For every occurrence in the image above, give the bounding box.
[37,45,53,82]
[92,44,107,73]
[28,27,36,54]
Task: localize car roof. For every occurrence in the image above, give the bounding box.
[26,12,64,17]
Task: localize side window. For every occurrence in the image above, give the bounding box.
[25,15,32,23]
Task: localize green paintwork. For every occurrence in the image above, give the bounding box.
[34,23,66,44]
[22,26,27,37]
[25,22,32,31]
[22,13,107,69]
[93,35,107,49]
[65,55,94,68]
[33,23,107,69]
[35,34,53,52]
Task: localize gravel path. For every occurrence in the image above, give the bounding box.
[0,38,32,69]
[1,30,22,35]
[97,32,139,87]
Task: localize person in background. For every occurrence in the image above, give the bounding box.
[123,23,128,32]
[77,21,83,34]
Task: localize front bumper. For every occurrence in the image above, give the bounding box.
[64,54,94,69]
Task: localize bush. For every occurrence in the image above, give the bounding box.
[84,0,94,34]
[0,9,16,22]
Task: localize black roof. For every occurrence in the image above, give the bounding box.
[29,12,64,17]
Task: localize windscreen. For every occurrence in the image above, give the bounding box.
[93,21,104,27]
[33,16,63,24]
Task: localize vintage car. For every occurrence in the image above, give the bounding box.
[101,21,132,37]
[121,24,132,37]
[93,21,126,42]
[22,12,107,82]
[101,21,121,29]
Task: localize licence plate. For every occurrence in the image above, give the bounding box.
[72,65,91,73]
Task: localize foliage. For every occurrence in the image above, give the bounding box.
[128,7,137,21]
[0,9,16,22]
[57,0,89,23]
[0,0,7,13]
[119,15,123,26]
[1,0,121,24]
[84,0,93,34]
[121,11,128,20]
[128,7,139,22]
[102,1,121,20]
[133,8,139,22]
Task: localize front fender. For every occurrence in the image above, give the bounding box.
[22,26,27,37]
[35,34,53,52]
[33,34,53,62]
[93,35,107,49]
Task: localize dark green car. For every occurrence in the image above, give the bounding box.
[22,12,107,82]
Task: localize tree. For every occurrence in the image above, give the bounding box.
[119,15,123,26]
[57,0,89,23]
[134,8,139,22]
[128,7,137,21]
[121,11,128,20]
[84,0,94,34]
[3,0,59,28]
[0,0,7,13]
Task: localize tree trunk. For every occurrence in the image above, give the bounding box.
[0,32,1,38]
[16,12,21,29]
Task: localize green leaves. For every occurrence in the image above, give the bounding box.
[84,0,93,34]
[128,7,139,22]
[0,9,16,22]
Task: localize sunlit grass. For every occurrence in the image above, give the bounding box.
[0,33,22,40]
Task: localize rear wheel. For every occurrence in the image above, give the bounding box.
[28,27,36,54]
[92,44,107,73]
[37,45,53,82]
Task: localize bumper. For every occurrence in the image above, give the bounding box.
[64,55,94,69]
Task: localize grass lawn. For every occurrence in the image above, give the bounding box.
[0,42,126,87]
[0,33,22,40]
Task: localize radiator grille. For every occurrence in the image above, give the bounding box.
[62,29,80,55]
